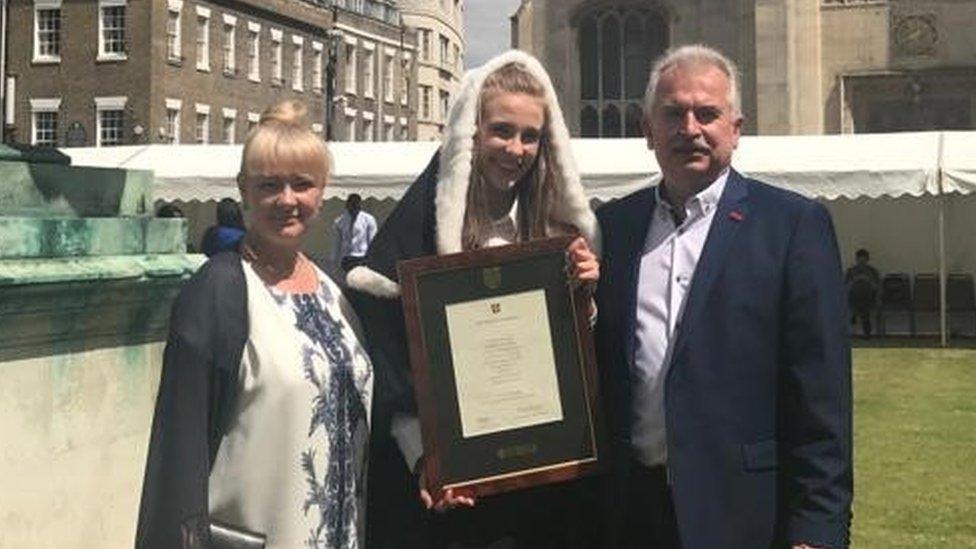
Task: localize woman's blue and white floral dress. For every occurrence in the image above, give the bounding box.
[208,261,373,548]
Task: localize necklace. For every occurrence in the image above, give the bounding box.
[240,237,316,288]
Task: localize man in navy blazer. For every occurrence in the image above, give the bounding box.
[594,45,852,548]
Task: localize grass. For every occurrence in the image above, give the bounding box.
[853,348,976,547]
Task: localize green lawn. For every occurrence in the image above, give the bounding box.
[854,348,976,547]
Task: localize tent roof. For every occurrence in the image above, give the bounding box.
[63,131,974,202]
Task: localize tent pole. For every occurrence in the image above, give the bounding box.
[939,193,947,347]
[937,132,948,348]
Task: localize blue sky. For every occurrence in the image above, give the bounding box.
[463,0,522,68]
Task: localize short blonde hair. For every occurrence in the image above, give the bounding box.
[238,100,331,183]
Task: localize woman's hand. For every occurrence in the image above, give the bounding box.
[567,236,599,290]
[418,464,476,512]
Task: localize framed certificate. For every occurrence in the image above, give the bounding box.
[397,236,605,498]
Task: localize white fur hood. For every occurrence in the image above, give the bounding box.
[435,49,599,255]
[347,50,600,299]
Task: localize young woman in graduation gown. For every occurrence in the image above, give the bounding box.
[346,50,600,549]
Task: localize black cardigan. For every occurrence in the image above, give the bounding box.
[135,252,248,548]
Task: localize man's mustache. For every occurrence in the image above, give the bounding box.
[671,140,710,153]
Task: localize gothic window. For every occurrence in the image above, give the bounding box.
[602,104,621,137]
[581,106,599,138]
[625,103,643,137]
[578,6,669,137]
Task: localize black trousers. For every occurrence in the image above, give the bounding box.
[621,462,681,549]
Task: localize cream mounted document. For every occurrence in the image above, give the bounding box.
[445,289,564,438]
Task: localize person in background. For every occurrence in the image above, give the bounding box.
[345,50,599,548]
[157,203,197,252]
[846,248,881,338]
[136,100,373,548]
[331,193,377,273]
[156,204,185,218]
[201,198,246,257]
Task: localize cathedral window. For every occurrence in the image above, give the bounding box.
[577,7,668,137]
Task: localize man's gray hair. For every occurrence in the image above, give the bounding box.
[643,44,742,116]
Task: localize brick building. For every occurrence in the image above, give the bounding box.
[4,0,417,147]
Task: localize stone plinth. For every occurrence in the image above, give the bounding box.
[0,144,202,548]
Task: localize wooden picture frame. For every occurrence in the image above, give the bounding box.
[397,236,605,499]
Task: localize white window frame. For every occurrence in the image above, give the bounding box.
[33,1,63,64]
[247,22,260,82]
[362,42,375,99]
[195,103,210,144]
[420,28,430,61]
[247,111,260,133]
[270,28,283,85]
[311,41,324,93]
[165,98,182,144]
[440,89,450,121]
[383,49,395,103]
[291,35,304,92]
[30,97,61,146]
[401,53,411,106]
[420,85,431,120]
[94,96,127,147]
[165,2,182,62]
[222,107,236,144]
[383,114,395,142]
[344,38,357,95]
[195,6,210,71]
[345,107,357,142]
[98,0,127,62]
[362,117,374,142]
[222,14,237,75]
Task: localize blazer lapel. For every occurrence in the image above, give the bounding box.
[670,170,750,362]
[619,188,657,364]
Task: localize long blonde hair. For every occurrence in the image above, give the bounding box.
[462,63,557,250]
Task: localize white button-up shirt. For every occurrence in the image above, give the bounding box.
[331,210,378,267]
[631,170,729,467]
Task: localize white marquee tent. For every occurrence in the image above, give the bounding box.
[64,131,976,344]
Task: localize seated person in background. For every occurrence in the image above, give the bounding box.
[846,248,881,337]
[331,193,377,273]
[201,198,246,257]
[156,204,184,218]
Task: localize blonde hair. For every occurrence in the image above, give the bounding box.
[463,62,557,250]
[238,100,331,183]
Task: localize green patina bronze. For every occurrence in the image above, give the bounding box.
[0,144,201,353]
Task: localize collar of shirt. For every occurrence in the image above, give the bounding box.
[654,169,730,227]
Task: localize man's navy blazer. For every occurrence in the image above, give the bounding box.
[594,170,853,548]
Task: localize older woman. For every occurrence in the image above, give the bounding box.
[136,101,373,548]
[348,50,599,548]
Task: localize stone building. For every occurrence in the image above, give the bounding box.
[397,0,465,140]
[511,0,976,136]
[329,0,418,142]
[5,0,418,147]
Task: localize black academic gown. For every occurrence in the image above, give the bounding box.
[349,154,592,549]
[135,253,248,548]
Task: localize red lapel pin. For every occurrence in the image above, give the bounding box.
[729,210,744,222]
